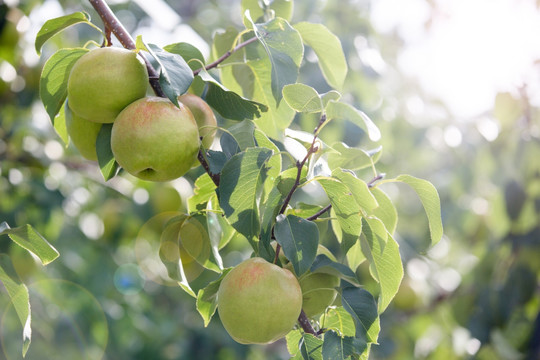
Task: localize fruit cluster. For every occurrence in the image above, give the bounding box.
[66,46,216,182]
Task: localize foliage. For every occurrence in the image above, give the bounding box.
[2,1,538,360]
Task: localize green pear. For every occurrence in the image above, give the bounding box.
[65,105,102,161]
[217,257,302,344]
[67,47,148,123]
[111,97,200,182]
[178,93,217,148]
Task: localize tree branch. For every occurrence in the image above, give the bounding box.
[88,0,165,97]
[193,36,259,76]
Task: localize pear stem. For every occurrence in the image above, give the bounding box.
[88,0,165,97]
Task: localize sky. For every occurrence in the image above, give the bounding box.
[370,0,540,119]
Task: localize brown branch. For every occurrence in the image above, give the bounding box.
[88,0,165,97]
[297,310,318,336]
[306,204,332,221]
[193,36,259,76]
[197,149,220,187]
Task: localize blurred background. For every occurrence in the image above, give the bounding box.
[1,0,539,359]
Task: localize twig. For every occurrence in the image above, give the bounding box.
[193,36,259,76]
[306,204,332,221]
[88,0,165,97]
[297,310,318,336]
[197,149,220,187]
[367,173,385,188]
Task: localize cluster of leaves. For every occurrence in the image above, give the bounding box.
[30,0,443,358]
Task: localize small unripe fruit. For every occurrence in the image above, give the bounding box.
[66,106,101,161]
[178,93,217,149]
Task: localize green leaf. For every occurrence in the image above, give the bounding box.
[54,101,69,145]
[287,329,304,356]
[321,91,341,108]
[317,177,363,253]
[35,12,102,54]
[158,215,195,297]
[241,0,294,23]
[246,13,303,104]
[218,148,274,246]
[341,287,379,344]
[247,58,296,138]
[227,119,257,150]
[360,219,403,312]
[163,42,205,70]
[326,101,381,142]
[332,169,379,212]
[393,175,443,246]
[369,188,397,235]
[294,22,347,90]
[310,254,360,286]
[283,84,323,113]
[346,240,366,271]
[258,186,285,261]
[328,143,381,171]
[0,254,31,357]
[300,333,324,360]
[39,47,89,121]
[188,173,217,212]
[179,215,222,272]
[196,269,231,327]
[321,307,356,338]
[255,128,282,200]
[322,331,367,360]
[0,222,59,265]
[143,41,194,107]
[95,124,119,181]
[198,70,268,120]
[274,214,319,276]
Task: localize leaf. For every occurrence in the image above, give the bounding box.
[332,169,379,212]
[322,330,367,360]
[341,286,379,344]
[0,254,31,357]
[246,13,303,104]
[283,84,323,113]
[393,175,443,246]
[287,329,304,356]
[254,128,282,200]
[198,70,268,120]
[247,58,296,138]
[310,254,359,286]
[95,124,119,181]
[143,41,194,107]
[54,101,69,145]
[163,42,205,70]
[218,148,274,246]
[317,177,363,253]
[158,215,195,297]
[300,333,324,360]
[321,91,341,108]
[179,215,221,272]
[196,269,231,327]
[321,307,356,338]
[326,101,381,142]
[360,219,403,312]
[188,173,217,212]
[0,222,59,265]
[227,119,257,150]
[35,12,102,54]
[328,143,381,171]
[346,240,366,272]
[39,47,89,121]
[369,188,398,235]
[294,22,347,90]
[241,0,294,23]
[274,214,319,276]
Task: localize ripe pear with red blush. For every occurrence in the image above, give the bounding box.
[111,97,200,182]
